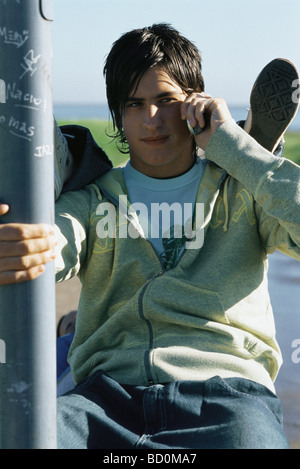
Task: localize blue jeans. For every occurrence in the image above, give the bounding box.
[57,333,74,381]
[57,370,289,449]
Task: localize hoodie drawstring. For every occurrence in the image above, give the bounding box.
[223,177,230,233]
[91,184,103,202]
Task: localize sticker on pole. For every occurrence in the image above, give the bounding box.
[0,339,6,364]
[0,78,5,103]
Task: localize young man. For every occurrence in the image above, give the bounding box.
[0,24,299,449]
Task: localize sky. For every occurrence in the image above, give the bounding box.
[52,0,300,107]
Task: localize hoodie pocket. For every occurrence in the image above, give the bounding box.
[146,276,227,326]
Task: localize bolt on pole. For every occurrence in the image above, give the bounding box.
[0,0,56,449]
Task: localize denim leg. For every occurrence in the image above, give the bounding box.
[57,373,289,450]
[57,370,145,449]
[137,376,289,449]
[56,333,74,380]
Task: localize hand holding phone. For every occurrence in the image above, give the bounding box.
[187,119,205,136]
[182,93,233,149]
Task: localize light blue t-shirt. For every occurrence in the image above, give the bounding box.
[123,158,206,268]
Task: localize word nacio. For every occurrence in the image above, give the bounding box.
[0,78,6,103]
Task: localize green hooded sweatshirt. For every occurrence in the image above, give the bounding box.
[55,120,300,393]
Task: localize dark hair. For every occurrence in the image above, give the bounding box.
[103,23,205,152]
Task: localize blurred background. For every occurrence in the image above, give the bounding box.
[52,0,300,107]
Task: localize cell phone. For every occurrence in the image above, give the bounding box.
[187,119,204,136]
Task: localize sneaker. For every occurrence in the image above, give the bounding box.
[57,310,77,337]
[244,58,299,152]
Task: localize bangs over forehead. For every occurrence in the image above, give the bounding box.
[103,23,205,152]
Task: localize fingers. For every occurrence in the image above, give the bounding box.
[0,222,57,286]
[181,93,233,150]
[0,222,54,241]
[0,204,9,216]
[181,92,210,129]
[181,93,232,131]
[0,265,46,286]
[0,234,57,258]
[0,205,57,285]
[0,249,55,272]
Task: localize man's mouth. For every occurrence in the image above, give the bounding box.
[141,135,169,146]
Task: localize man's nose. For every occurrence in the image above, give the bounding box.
[143,104,162,130]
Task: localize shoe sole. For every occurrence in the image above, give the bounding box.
[245,58,299,152]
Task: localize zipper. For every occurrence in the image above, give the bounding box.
[138,270,164,386]
[100,186,166,385]
[99,174,224,384]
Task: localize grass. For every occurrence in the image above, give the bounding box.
[282,132,300,165]
[58,119,300,167]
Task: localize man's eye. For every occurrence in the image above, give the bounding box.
[127,101,142,108]
[160,97,177,104]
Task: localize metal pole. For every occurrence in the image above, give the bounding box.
[0,0,56,449]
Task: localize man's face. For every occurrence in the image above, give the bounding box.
[122,66,194,178]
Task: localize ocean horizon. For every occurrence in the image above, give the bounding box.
[54,102,300,131]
